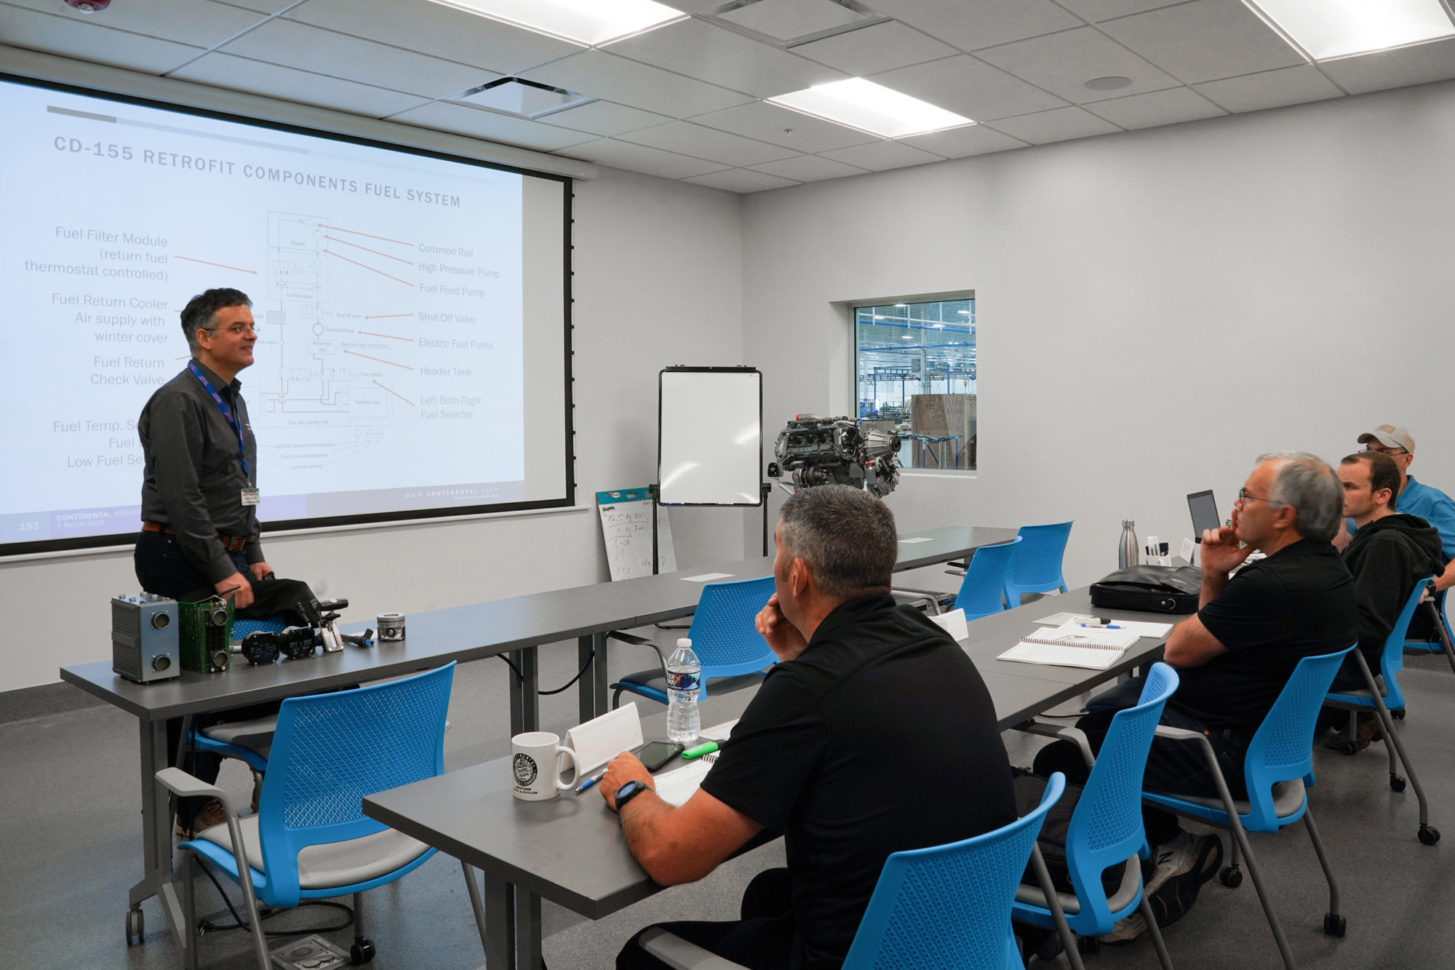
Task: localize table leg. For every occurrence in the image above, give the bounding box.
[577,632,609,723]
[463,862,515,970]
[129,717,186,945]
[515,887,543,970]
[508,646,540,735]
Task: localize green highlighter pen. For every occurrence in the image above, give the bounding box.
[681,741,720,760]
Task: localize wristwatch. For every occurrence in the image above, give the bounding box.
[614,779,650,812]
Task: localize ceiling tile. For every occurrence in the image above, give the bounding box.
[684,168,801,193]
[1194,64,1343,113]
[603,17,845,98]
[987,105,1121,144]
[557,138,729,180]
[1055,0,1186,21]
[536,100,672,137]
[1100,0,1305,85]
[172,52,431,117]
[281,0,582,76]
[717,0,869,41]
[619,121,795,167]
[790,20,958,75]
[1319,37,1455,96]
[0,5,204,74]
[898,123,1031,157]
[388,101,597,151]
[519,49,753,118]
[218,19,488,97]
[872,54,1066,121]
[0,0,267,47]
[210,0,305,11]
[750,153,869,182]
[976,26,1181,103]
[819,139,944,172]
[866,0,1084,53]
[692,100,879,153]
[1083,85,1225,129]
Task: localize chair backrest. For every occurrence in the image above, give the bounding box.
[955,536,1022,620]
[1064,662,1179,930]
[257,661,455,903]
[1242,647,1353,830]
[1375,575,1434,708]
[685,576,779,688]
[232,616,288,640]
[843,773,1066,970]
[1004,521,1073,605]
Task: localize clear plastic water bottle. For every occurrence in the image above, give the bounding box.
[666,637,701,744]
[1118,519,1139,569]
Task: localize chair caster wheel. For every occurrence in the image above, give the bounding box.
[1418,825,1440,846]
[1391,708,1406,720]
[1032,931,1063,962]
[1390,774,1407,793]
[1324,914,1346,937]
[351,939,376,965]
[1339,741,1358,756]
[1219,866,1243,888]
[1076,935,1100,956]
[125,907,145,945]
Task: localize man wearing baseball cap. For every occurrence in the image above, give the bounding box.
[1357,425,1455,592]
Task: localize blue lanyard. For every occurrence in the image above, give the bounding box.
[188,360,252,483]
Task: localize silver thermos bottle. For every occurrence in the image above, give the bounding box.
[1118,519,1139,569]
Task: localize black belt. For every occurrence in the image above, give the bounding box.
[141,521,248,553]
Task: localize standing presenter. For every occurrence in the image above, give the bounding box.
[135,287,272,608]
[134,286,274,836]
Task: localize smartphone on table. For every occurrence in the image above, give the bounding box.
[634,740,684,772]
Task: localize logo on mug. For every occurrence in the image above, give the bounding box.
[512,753,539,787]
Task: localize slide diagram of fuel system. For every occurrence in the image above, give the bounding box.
[246,211,496,475]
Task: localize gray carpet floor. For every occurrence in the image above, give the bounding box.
[5,640,1454,970]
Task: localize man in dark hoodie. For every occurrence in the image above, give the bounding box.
[1325,451,1446,749]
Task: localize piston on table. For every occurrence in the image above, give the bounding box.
[377,611,406,641]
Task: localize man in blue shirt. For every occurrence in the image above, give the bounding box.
[1356,425,1455,593]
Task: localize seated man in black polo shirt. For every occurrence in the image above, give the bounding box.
[1036,452,1356,917]
[598,485,1017,970]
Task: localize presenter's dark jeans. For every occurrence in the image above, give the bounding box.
[134,531,274,831]
[617,868,803,970]
[1034,705,1250,847]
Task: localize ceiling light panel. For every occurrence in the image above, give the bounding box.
[768,78,973,138]
[427,0,687,47]
[1244,0,1455,60]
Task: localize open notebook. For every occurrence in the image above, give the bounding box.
[998,620,1141,670]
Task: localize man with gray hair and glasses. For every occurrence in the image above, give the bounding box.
[1036,453,1356,921]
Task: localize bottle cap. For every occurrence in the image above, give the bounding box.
[677,637,692,648]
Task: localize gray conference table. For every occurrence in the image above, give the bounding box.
[363,588,1177,970]
[57,524,1014,948]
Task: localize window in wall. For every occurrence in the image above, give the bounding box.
[854,297,976,471]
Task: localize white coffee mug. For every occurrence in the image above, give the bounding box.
[511,731,578,801]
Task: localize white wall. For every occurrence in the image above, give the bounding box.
[742,79,1455,589]
[1,165,749,692]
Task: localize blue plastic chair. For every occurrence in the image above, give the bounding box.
[158,661,455,970]
[1325,577,1440,845]
[188,616,289,792]
[1013,663,1179,970]
[610,576,777,707]
[955,536,1022,620]
[640,773,1068,970]
[1004,521,1073,607]
[1403,585,1455,675]
[1141,648,1355,970]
